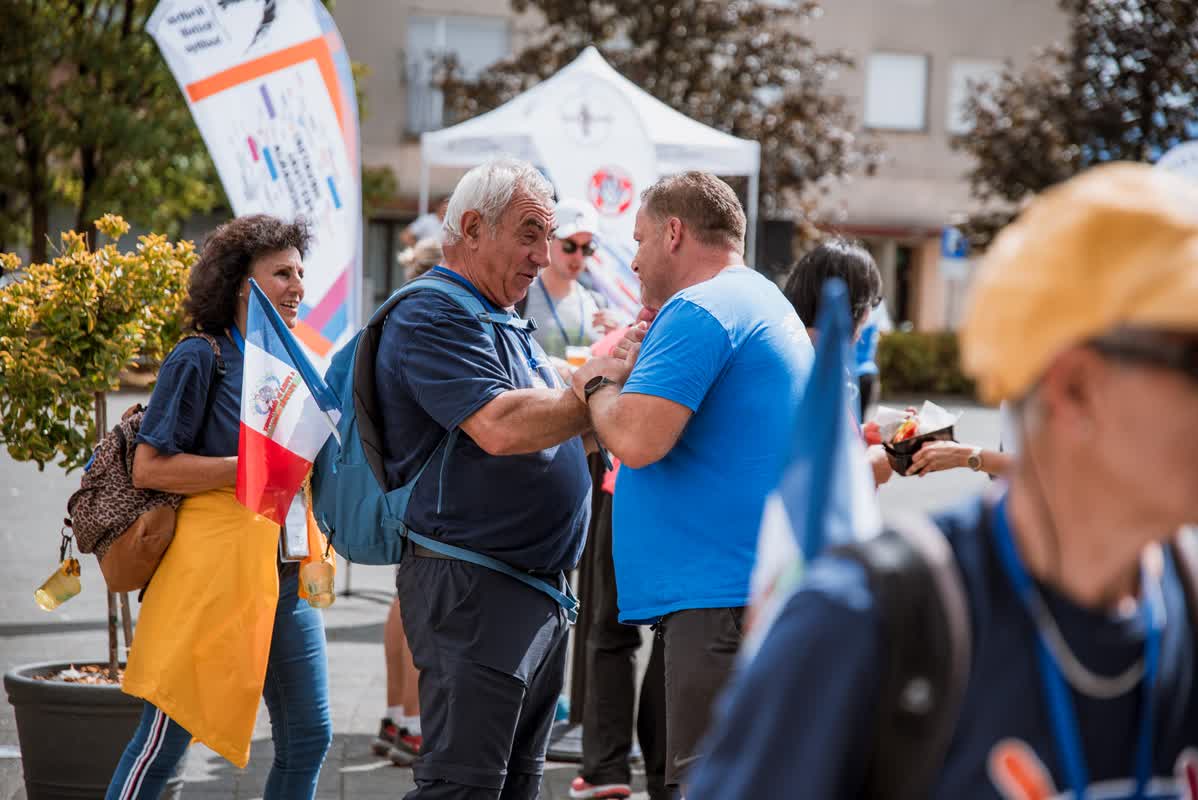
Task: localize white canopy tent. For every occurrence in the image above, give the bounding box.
[419,46,763,262]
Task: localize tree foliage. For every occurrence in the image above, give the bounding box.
[436,0,880,216]
[0,215,195,471]
[0,1,224,262]
[956,0,1198,244]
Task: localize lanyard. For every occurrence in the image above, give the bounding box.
[538,279,585,346]
[428,266,548,381]
[990,496,1162,800]
[229,327,245,354]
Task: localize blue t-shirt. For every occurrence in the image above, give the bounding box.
[613,266,813,623]
[136,333,242,457]
[854,319,880,377]
[375,276,592,574]
[688,497,1198,799]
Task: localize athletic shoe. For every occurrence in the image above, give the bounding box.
[569,776,632,799]
[388,730,423,767]
[371,717,399,757]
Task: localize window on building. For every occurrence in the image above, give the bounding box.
[405,15,509,135]
[863,52,929,132]
[946,59,1003,135]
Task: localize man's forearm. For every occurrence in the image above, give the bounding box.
[587,386,633,460]
[464,388,591,456]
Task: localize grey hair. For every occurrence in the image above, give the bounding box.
[442,158,555,246]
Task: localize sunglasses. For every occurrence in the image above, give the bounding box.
[560,240,597,257]
[1091,335,1198,385]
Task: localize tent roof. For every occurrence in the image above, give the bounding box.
[421,46,760,176]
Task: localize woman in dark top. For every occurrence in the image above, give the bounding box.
[106,215,332,799]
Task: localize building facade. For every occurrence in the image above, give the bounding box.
[333,0,1068,328]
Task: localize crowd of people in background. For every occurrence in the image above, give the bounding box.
[107,155,1198,800]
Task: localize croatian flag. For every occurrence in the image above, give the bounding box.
[743,279,882,659]
[587,239,642,319]
[237,279,341,524]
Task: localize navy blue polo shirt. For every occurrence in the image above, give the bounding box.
[136,333,241,457]
[374,274,591,574]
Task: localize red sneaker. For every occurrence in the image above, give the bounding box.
[569,776,632,799]
[388,729,422,767]
[371,718,398,757]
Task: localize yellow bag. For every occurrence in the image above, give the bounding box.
[122,488,284,767]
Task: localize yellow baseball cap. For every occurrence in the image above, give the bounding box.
[960,162,1198,404]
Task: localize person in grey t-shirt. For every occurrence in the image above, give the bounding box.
[522,198,623,360]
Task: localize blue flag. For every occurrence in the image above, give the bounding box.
[746,279,882,657]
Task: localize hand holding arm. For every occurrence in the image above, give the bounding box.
[460,387,591,457]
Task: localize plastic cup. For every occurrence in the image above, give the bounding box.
[300,559,335,609]
[35,559,82,611]
[566,346,590,367]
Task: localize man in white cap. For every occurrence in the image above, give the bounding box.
[522,198,623,361]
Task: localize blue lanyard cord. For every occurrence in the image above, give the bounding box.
[230,327,245,354]
[991,496,1162,800]
[429,266,547,380]
[538,280,586,346]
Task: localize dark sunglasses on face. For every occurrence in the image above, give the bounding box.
[560,239,597,257]
[1090,334,1198,385]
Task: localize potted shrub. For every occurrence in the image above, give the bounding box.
[0,216,193,798]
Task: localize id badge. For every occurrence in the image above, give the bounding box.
[280,492,310,562]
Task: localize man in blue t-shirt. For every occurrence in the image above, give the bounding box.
[375,158,594,800]
[687,163,1198,799]
[571,172,813,792]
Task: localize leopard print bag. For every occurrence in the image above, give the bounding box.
[66,333,223,592]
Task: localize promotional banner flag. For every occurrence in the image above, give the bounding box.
[237,279,340,524]
[743,280,882,659]
[148,0,361,362]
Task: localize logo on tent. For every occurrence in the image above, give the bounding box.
[561,96,614,145]
[589,166,634,217]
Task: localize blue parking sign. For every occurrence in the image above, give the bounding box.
[941,226,969,260]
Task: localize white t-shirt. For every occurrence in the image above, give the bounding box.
[523,278,605,359]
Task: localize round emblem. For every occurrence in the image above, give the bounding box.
[253,375,282,416]
[588,167,635,217]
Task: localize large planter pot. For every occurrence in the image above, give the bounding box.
[4,662,183,799]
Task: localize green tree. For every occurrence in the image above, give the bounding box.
[0,1,224,261]
[0,215,195,676]
[436,0,880,218]
[955,0,1198,245]
[0,215,194,472]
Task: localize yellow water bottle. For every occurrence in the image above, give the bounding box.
[301,557,335,609]
[35,558,82,611]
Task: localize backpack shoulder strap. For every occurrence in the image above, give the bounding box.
[1170,527,1198,628]
[833,515,971,800]
[178,332,225,424]
[377,275,534,342]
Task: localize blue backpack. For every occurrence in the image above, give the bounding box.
[311,274,579,621]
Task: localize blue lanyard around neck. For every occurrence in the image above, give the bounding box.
[538,279,585,346]
[990,495,1162,800]
[229,327,245,354]
[428,266,546,379]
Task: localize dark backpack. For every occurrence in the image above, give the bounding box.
[838,514,1198,800]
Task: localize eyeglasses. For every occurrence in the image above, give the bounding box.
[1091,334,1198,385]
[560,240,597,257]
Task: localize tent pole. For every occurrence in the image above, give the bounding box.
[746,170,760,266]
[418,137,431,216]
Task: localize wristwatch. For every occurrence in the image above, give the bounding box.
[584,375,619,402]
[967,447,984,472]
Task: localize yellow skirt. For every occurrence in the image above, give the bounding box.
[122,487,328,767]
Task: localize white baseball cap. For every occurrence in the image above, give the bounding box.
[554,198,599,240]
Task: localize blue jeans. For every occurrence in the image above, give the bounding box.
[106,571,332,799]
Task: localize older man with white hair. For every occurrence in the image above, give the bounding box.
[374,158,594,799]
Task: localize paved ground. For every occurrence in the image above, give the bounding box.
[0,392,999,799]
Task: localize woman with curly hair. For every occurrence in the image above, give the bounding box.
[106,214,333,799]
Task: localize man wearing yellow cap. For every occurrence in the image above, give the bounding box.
[685,162,1198,799]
